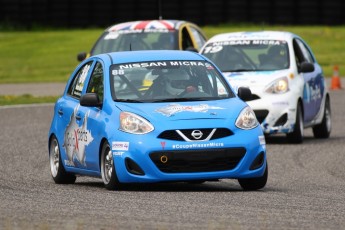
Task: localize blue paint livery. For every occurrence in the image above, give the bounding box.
[49,50,267,188]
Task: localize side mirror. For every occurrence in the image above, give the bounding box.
[77,52,87,62]
[299,62,314,73]
[237,87,252,101]
[80,93,102,107]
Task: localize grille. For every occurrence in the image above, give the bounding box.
[273,113,288,127]
[158,128,233,141]
[149,148,246,173]
[253,110,269,123]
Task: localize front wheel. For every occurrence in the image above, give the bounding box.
[101,141,123,190]
[49,136,76,184]
[287,103,304,144]
[238,164,268,191]
[313,96,331,138]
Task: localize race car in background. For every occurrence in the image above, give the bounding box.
[77,20,207,61]
[49,50,268,191]
[200,31,331,143]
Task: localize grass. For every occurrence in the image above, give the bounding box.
[0,25,345,84]
[0,29,101,83]
[0,94,59,106]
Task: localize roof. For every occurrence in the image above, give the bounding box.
[96,50,205,64]
[106,20,187,32]
[207,31,297,43]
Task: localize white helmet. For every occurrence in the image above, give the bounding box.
[164,69,191,95]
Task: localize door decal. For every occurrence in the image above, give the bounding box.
[64,106,94,167]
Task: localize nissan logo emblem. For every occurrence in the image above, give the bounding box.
[191,130,203,140]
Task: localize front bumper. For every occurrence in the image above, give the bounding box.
[248,92,297,134]
[111,126,267,183]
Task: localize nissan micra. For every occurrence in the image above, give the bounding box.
[49,50,267,190]
[201,31,331,143]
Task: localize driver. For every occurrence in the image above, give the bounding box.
[152,33,173,50]
[164,69,193,96]
[267,45,288,68]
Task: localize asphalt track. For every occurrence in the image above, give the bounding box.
[0,90,345,230]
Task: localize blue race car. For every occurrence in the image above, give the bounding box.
[48,50,268,190]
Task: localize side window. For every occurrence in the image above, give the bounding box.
[189,26,206,49]
[86,62,104,102]
[295,39,315,63]
[67,62,92,99]
[181,27,194,50]
[293,40,304,69]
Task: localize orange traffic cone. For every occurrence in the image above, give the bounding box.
[330,65,342,90]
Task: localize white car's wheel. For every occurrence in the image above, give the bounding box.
[101,141,122,190]
[287,103,304,143]
[313,96,331,138]
[49,136,76,184]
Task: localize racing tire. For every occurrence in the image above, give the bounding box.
[287,103,304,144]
[49,136,76,184]
[101,141,123,190]
[238,164,268,191]
[313,96,331,138]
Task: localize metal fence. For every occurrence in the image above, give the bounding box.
[1,0,345,29]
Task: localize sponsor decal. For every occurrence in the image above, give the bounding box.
[113,151,125,156]
[303,82,322,103]
[64,106,94,167]
[156,103,225,117]
[116,61,209,70]
[104,32,120,40]
[105,29,170,38]
[172,142,224,149]
[108,20,175,31]
[64,160,75,167]
[203,40,286,54]
[259,135,266,149]
[75,64,90,92]
[112,141,129,151]
[272,101,289,106]
[160,141,166,150]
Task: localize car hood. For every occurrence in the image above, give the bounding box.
[115,98,246,122]
[223,70,290,91]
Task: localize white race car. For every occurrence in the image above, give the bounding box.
[200,31,331,143]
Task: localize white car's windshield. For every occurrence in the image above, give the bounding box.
[91,31,177,55]
[110,60,234,102]
[202,40,289,72]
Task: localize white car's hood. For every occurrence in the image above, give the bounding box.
[223,70,290,93]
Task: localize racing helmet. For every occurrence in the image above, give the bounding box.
[164,69,191,95]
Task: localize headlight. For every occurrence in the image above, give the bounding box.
[265,77,289,94]
[119,112,154,134]
[235,106,259,130]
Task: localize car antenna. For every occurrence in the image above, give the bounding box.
[158,0,163,20]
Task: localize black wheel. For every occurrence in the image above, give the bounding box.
[287,103,304,143]
[49,136,76,184]
[238,164,268,191]
[313,96,331,138]
[101,141,123,190]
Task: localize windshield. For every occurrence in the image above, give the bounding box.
[202,40,289,72]
[110,60,234,103]
[91,31,177,55]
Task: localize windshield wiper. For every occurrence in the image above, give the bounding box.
[116,99,143,103]
[224,69,256,72]
[151,97,208,103]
